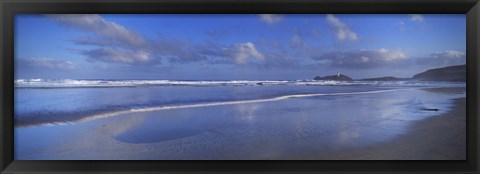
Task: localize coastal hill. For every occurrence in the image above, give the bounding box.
[359,76,409,81]
[412,64,466,82]
[314,64,466,82]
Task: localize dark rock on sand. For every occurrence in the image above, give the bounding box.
[422,108,439,111]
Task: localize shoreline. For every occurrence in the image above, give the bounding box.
[15,88,409,127]
[15,86,466,160]
[289,96,466,160]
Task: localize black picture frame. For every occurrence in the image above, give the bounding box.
[1,0,479,173]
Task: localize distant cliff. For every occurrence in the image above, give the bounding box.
[314,74,352,81]
[359,76,409,81]
[412,64,466,82]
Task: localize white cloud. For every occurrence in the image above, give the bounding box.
[48,14,161,65]
[50,14,223,65]
[326,14,358,41]
[290,34,303,45]
[416,50,465,67]
[409,14,424,22]
[398,21,406,30]
[21,58,75,70]
[313,48,407,69]
[431,50,465,58]
[377,48,407,61]
[48,14,146,48]
[259,14,283,24]
[82,48,153,64]
[231,42,265,64]
[361,56,369,62]
[197,42,265,65]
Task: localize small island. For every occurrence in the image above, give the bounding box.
[314,73,353,81]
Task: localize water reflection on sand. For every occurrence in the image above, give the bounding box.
[15,87,465,160]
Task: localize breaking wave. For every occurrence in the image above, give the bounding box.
[14,79,465,88]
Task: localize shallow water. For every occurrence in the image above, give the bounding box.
[14,84,465,160]
[14,85,402,126]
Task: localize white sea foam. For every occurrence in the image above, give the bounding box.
[14,79,465,88]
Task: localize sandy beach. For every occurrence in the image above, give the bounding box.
[293,97,466,160]
[14,87,466,160]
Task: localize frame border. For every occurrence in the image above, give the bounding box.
[1,0,479,173]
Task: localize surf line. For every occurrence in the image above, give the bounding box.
[70,88,407,124]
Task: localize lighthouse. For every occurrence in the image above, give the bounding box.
[337,72,340,77]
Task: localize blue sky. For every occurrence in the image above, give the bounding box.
[15,14,466,80]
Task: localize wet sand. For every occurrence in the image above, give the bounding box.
[291,88,466,160]
[15,87,466,160]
